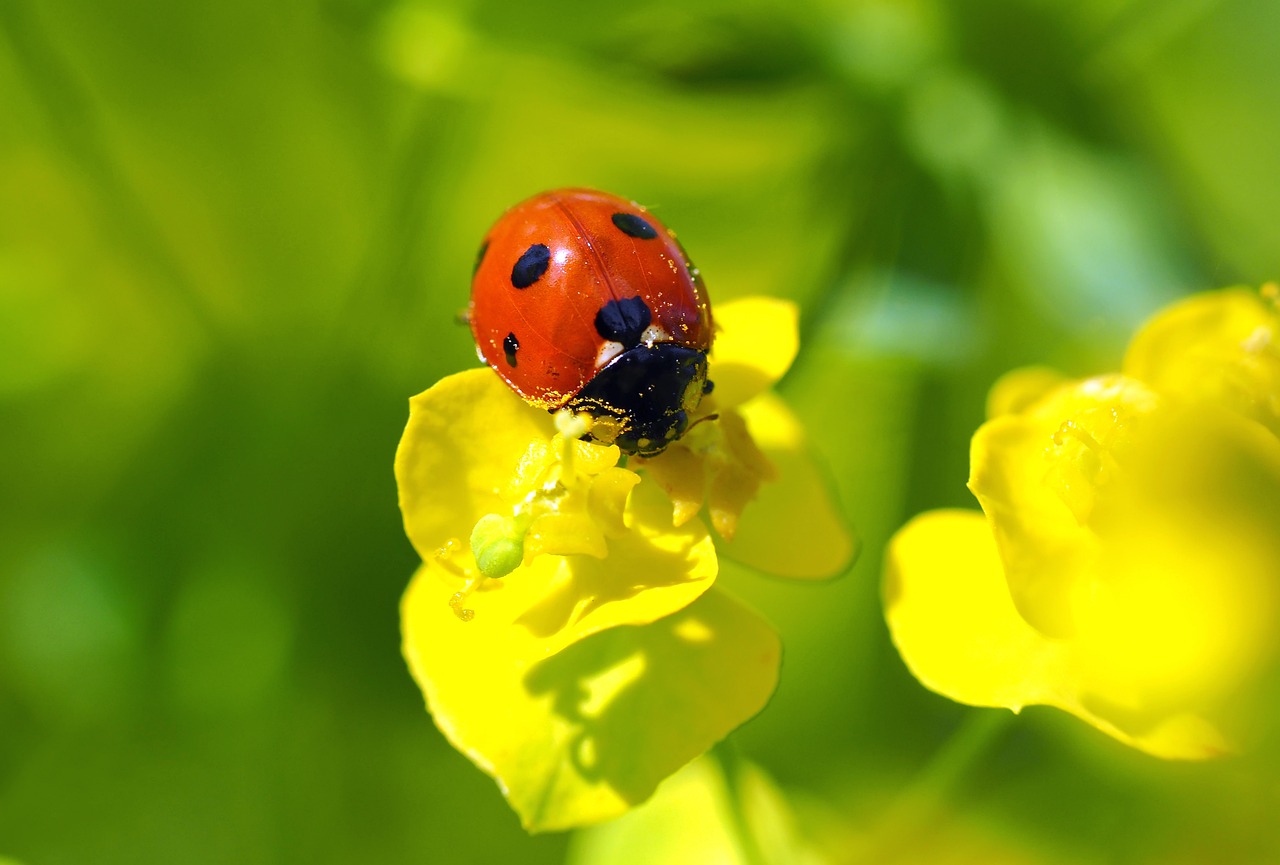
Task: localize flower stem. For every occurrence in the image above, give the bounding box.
[709,738,769,865]
[864,709,1013,860]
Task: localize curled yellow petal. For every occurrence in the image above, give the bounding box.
[587,467,642,538]
[705,411,775,541]
[706,463,759,542]
[565,435,623,485]
[719,408,777,483]
[639,444,706,527]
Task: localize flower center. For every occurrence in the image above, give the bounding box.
[1042,377,1156,527]
[451,411,639,620]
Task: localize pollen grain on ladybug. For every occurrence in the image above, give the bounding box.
[470,188,716,458]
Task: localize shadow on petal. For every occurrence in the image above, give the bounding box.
[510,482,718,655]
[518,588,780,830]
[514,521,711,640]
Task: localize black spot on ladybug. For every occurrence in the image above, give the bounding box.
[595,296,651,348]
[703,379,715,394]
[473,239,489,276]
[611,212,658,240]
[503,332,519,367]
[511,244,551,288]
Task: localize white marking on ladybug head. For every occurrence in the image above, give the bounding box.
[641,324,670,348]
[596,340,624,368]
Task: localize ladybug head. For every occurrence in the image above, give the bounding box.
[567,344,710,457]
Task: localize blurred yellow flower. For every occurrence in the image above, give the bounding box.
[396,297,855,829]
[885,286,1280,759]
[1125,284,1280,437]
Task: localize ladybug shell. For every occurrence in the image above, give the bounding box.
[470,188,713,410]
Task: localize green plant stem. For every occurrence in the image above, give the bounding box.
[864,709,1014,861]
[709,738,769,865]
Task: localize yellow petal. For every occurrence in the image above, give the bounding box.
[415,477,718,657]
[395,369,554,561]
[1124,285,1280,436]
[1067,404,1280,745]
[883,510,1235,760]
[566,434,624,483]
[967,375,1157,637]
[716,394,857,579]
[639,443,707,527]
[719,407,777,482]
[403,580,780,831]
[587,467,642,538]
[705,411,770,541]
[967,415,1093,637]
[885,510,1072,710]
[707,297,800,410]
[524,512,608,561]
[707,461,759,542]
[397,367,717,657]
[985,366,1069,419]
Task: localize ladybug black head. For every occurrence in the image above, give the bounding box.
[567,343,709,457]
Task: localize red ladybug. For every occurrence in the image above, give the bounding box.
[469,188,714,457]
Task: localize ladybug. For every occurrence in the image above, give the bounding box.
[469,188,714,457]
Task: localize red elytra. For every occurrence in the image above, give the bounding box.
[469,188,715,456]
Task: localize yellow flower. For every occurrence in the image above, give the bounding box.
[1124,284,1280,437]
[396,297,855,830]
[885,286,1280,759]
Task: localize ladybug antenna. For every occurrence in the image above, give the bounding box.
[455,307,472,326]
[686,413,719,433]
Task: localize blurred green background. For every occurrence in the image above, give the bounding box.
[2,0,1278,862]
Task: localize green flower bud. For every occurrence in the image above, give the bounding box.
[470,513,526,578]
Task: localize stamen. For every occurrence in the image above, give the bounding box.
[554,410,594,486]
[449,581,478,622]
[1052,420,1102,454]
